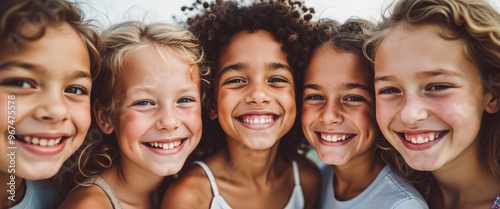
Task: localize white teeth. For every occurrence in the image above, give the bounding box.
[39,139,48,146]
[148,141,182,150]
[20,136,63,146]
[32,137,39,145]
[321,134,352,142]
[417,137,424,144]
[404,132,443,144]
[241,117,274,124]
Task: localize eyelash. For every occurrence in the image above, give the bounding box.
[268,77,288,83]
[378,87,401,95]
[132,100,154,106]
[426,84,452,92]
[344,96,367,102]
[178,97,195,103]
[65,86,89,95]
[1,78,36,88]
[223,78,245,85]
[304,95,324,101]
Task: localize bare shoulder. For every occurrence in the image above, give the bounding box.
[295,156,320,209]
[58,184,113,209]
[162,164,214,209]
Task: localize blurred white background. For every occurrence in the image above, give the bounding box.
[76,0,500,30]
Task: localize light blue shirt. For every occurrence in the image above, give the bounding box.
[10,179,58,209]
[319,164,428,209]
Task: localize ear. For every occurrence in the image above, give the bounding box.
[485,73,500,114]
[207,103,218,120]
[93,103,114,134]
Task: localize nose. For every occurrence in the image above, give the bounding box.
[244,82,271,104]
[33,92,69,123]
[155,105,180,131]
[398,94,429,125]
[319,100,344,125]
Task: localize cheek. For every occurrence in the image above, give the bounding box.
[353,107,377,131]
[431,94,483,128]
[113,110,148,141]
[72,101,92,133]
[301,105,317,129]
[375,100,394,128]
[182,106,203,135]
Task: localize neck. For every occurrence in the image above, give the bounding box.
[0,172,25,208]
[101,154,164,209]
[430,142,500,209]
[332,149,384,201]
[224,137,282,184]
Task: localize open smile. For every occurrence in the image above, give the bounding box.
[315,131,356,146]
[142,138,187,150]
[15,134,70,147]
[395,130,449,151]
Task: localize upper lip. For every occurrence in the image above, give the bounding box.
[315,131,356,135]
[394,129,445,134]
[235,111,279,117]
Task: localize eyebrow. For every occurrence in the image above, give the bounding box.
[374,69,463,83]
[0,60,91,79]
[303,82,371,92]
[416,69,463,79]
[218,62,291,80]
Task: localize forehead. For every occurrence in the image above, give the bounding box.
[375,23,467,72]
[218,30,289,71]
[306,47,367,84]
[118,45,200,86]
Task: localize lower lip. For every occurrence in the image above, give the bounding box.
[316,133,355,146]
[237,118,278,130]
[398,133,445,151]
[143,140,186,155]
[16,139,68,156]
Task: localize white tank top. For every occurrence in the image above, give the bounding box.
[193,161,304,209]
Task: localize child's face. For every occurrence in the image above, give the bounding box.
[374,24,493,171]
[302,48,377,165]
[0,23,92,179]
[104,45,202,176]
[213,30,296,149]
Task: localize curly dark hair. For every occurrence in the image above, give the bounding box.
[185,0,316,160]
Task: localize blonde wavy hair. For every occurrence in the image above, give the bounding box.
[76,21,210,183]
[364,0,500,182]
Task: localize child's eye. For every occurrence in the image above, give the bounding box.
[65,86,88,95]
[268,77,288,83]
[178,97,195,103]
[132,100,154,106]
[378,87,401,95]
[426,84,452,92]
[344,96,366,102]
[223,78,245,85]
[304,95,324,101]
[1,79,36,88]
